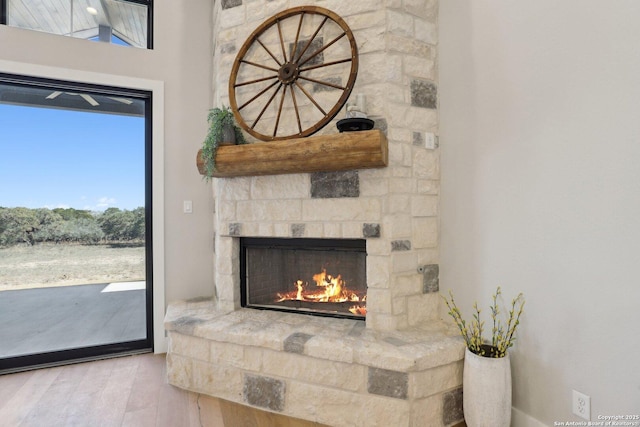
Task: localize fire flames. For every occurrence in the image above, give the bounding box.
[276,268,366,315]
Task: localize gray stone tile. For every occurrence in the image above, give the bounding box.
[229,223,241,236]
[411,79,437,109]
[420,264,439,293]
[221,0,242,9]
[367,367,408,400]
[442,387,464,425]
[290,223,305,238]
[391,240,411,251]
[283,332,314,354]
[243,374,286,411]
[310,171,359,198]
[362,223,381,238]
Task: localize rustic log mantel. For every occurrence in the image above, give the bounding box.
[196,129,388,178]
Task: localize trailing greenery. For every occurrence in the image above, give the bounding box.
[0,206,145,246]
[442,287,525,358]
[202,106,247,179]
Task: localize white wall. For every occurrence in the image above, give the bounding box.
[439,0,640,424]
[0,1,216,351]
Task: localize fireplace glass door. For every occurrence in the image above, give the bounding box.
[241,238,367,319]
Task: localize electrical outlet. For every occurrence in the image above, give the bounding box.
[572,390,590,421]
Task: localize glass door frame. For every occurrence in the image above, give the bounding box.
[0,72,154,373]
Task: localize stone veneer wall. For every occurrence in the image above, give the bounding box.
[211,0,441,332]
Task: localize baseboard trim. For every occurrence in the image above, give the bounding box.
[512,407,546,427]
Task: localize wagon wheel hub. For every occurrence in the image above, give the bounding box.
[278,62,299,85]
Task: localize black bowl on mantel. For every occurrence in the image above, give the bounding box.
[336,118,375,132]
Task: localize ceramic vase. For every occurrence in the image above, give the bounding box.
[463,347,512,427]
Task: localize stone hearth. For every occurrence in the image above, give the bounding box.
[165,299,464,427]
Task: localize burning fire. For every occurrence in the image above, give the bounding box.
[276,268,366,315]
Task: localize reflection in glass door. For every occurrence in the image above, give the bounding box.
[0,74,153,372]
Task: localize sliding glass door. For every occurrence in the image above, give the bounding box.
[0,73,153,372]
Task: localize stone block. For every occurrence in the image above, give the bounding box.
[367,367,408,399]
[392,251,418,273]
[210,340,245,368]
[392,273,423,297]
[221,0,242,9]
[170,333,210,362]
[228,223,241,236]
[420,263,439,293]
[285,381,362,426]
[323,222,342,238]
[410,361,463,399]
[391,240,411,251]
[415,17,438,45]
[412,195,439,217]
[362,395,411,426]
[310,171,359,199]
[237,200,302,222]
[366,288,393,314]
[261,349,365,392]
[407,293,440,326]
[442,387,464,425]
[387,33,433,57]
[411,79,437,109]
[283,332,314,354]
[413,217,438,248]
[359,177,389,197]
[303,198,381,222]
[218,200,236,221]
[363,223,381,238]
[166,352,192,390]
[387,9,414,38]
[405,53,436,81]
[290,223,305,238]
[193,360,243,400]
[305,334,355,363]
[252,174,309,200]
[243,374,286,412]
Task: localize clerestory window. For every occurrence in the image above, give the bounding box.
[0,0,153,49]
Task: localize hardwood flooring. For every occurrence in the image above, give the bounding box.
[0,353,222,427]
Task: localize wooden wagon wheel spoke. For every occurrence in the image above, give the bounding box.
[294,15,329,64]
[239,59,280,73]
[298,75,346,91]
[290,87,303,134]
[234,74,279,89]
[229,6,359,141]
[299,58,353,73]
[276,19,288,63]
[238,79,280,111]
[256,38,282,66]
[251,83,283,129]
[297,32,347,68]
[273,85,288,137]
[294,81,327,116]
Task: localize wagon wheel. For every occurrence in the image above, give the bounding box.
[229,6,359,141]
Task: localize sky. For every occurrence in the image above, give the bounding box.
[0,104,145,212]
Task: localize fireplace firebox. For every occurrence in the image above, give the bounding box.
[240,238,367,319]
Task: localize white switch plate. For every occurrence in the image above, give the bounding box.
[183,200,193,214]
[425,132,437,149]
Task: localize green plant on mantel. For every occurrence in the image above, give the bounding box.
[202,106,247,179]
[442,287,525,358]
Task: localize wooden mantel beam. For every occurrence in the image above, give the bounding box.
[196,129,388,178]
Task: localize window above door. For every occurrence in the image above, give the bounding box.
[1,0,153,49]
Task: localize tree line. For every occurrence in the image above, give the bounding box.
[0,206,145,246]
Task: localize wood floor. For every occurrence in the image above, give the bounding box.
[0,353,223,427]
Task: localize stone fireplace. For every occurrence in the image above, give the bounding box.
[165,0,466,426]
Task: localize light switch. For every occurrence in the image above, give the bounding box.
[183,200,193,214]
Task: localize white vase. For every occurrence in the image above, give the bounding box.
[463,347,512,427]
